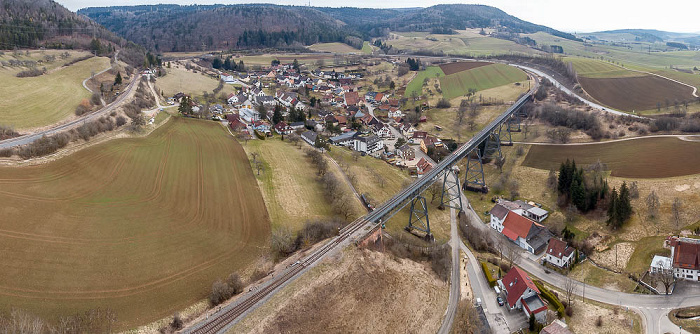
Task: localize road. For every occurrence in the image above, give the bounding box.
[0,72,140,149]
[515,134,700,146]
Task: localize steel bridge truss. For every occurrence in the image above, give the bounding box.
[439,167,463,211]
[464,149,486,189]
[406,195,432,239]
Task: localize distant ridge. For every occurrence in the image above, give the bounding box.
[79,3,581,52]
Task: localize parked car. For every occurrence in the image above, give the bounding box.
[497,296,505,306]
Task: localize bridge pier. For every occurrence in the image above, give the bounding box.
[439,166,463,211]
[406,195,433,241]
[463,149,487,192]
[497,122,513,147]
[483,131,502,158]
[508,115,521,133]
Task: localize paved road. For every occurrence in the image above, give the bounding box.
[0,73,140,149]
[515,134,700,146]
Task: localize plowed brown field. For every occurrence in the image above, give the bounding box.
[522,137,700,178]
[578,75,694,112]
[439,61,490,75]
[0,117,270,329]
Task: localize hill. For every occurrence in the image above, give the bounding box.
[0,0,144,65]
[583,29,700,47]
[79,4,580,52]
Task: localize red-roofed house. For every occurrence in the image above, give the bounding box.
[498,267,547,322]
[416,157,433,176]
[274,121,293,135]
[344,91,360,107]
[544,238,576,268]
[670,236,700,281]
[500,211,553,254]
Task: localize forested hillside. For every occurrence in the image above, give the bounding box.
[80,4,581,52]
[0,0,145,65]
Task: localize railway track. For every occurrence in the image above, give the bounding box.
[187,217,370,334]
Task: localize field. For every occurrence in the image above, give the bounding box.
[438,63,528,99]
[388,31,539,57]
[308,42,360,53]
[361,41,373,54]
[564,57,645,78]
[522,137,700,178]
[0,117,270,329]
[244,138,361,231]
[405,66,445,98]
[230,248,448,334]
[0,56,110,130]
[156,65,236,98]
[438,61,490,75]
[578,75,695,111]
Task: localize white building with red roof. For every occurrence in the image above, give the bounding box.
[669,236,700,281]
[544,238,575,268]
[498,266,548,323]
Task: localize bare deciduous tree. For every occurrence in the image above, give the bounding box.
[672,197,683,229]
[495,155,506,173]
[428,182,442,203]
[646,190,660,219]
[565,277,576,306]
[505,243,522,268]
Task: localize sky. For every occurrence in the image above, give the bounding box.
[58,0,700,34]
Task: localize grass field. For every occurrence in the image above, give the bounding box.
[564,57,645,78]
[0,56,110,130]
[361,41,373,54]
[244,138,347,231]
[626,236,670,274]
[0,117,270,329]
[405,66,445,98]
[308,42,360,53]
[438,61,490,75]
[389,31,539,57]
[438,63,528,100]
[157,65,236,99]
[522,137,700,178]
[578,75,695,112]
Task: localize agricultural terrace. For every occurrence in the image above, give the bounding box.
[521,137,700,178]
[156,65,236,99]
[0,117,269,329]
[438,63,528,100]
[0,56,110,130]
[578,75,695,112]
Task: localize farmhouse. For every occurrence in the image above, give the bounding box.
[544,238,575,268]
[498,266,547,323]
[372,123,392,138]
[490,199,548,224]
[669,236,700,281]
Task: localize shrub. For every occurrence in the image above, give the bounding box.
[91,92,102,105]
[0,148,13,157]
[16,67,46,77]
[595,315,603,327]
[116,116,127,127]
[209,280,233,306]
[170,312,183,330]
[254,130,265,140]
[436,98,451,108]
[534,280,564,317]
[480,261,497,287]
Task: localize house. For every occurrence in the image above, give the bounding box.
[388,108,402,119]
[227,114,246,132]
[496,210,553,254]
[290,121,306,131]
[344,91,360,107]
[274,121,293,135]
[399,123,415,137]
[420,135,442,153]
[498,267,547,323]
[301,130,318,146]
[416,157,433,176]
[256,95,276,107]
[373,123,392,138]
[374,93,385,103]
[352,133,383,154]
[650,255,673,275]
[669,236,700,281]
[239,108,259,123]
[541,319,573,334]
[544,238,575,268]
[395,144,415,160]
[410,131,428,144]
[252,120,271,134]
[493,199,549,223]
[489,203,509,231]
[329,131,357,146]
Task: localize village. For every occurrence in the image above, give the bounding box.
[175,58,445,178]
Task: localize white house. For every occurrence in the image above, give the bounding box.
[669,236,700,281]
[544,238,575,268]
[372,123,392,138]
[388,108,403,119]
[650,255,673,274]
[352,133,383,154]
[491,207,553,254]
